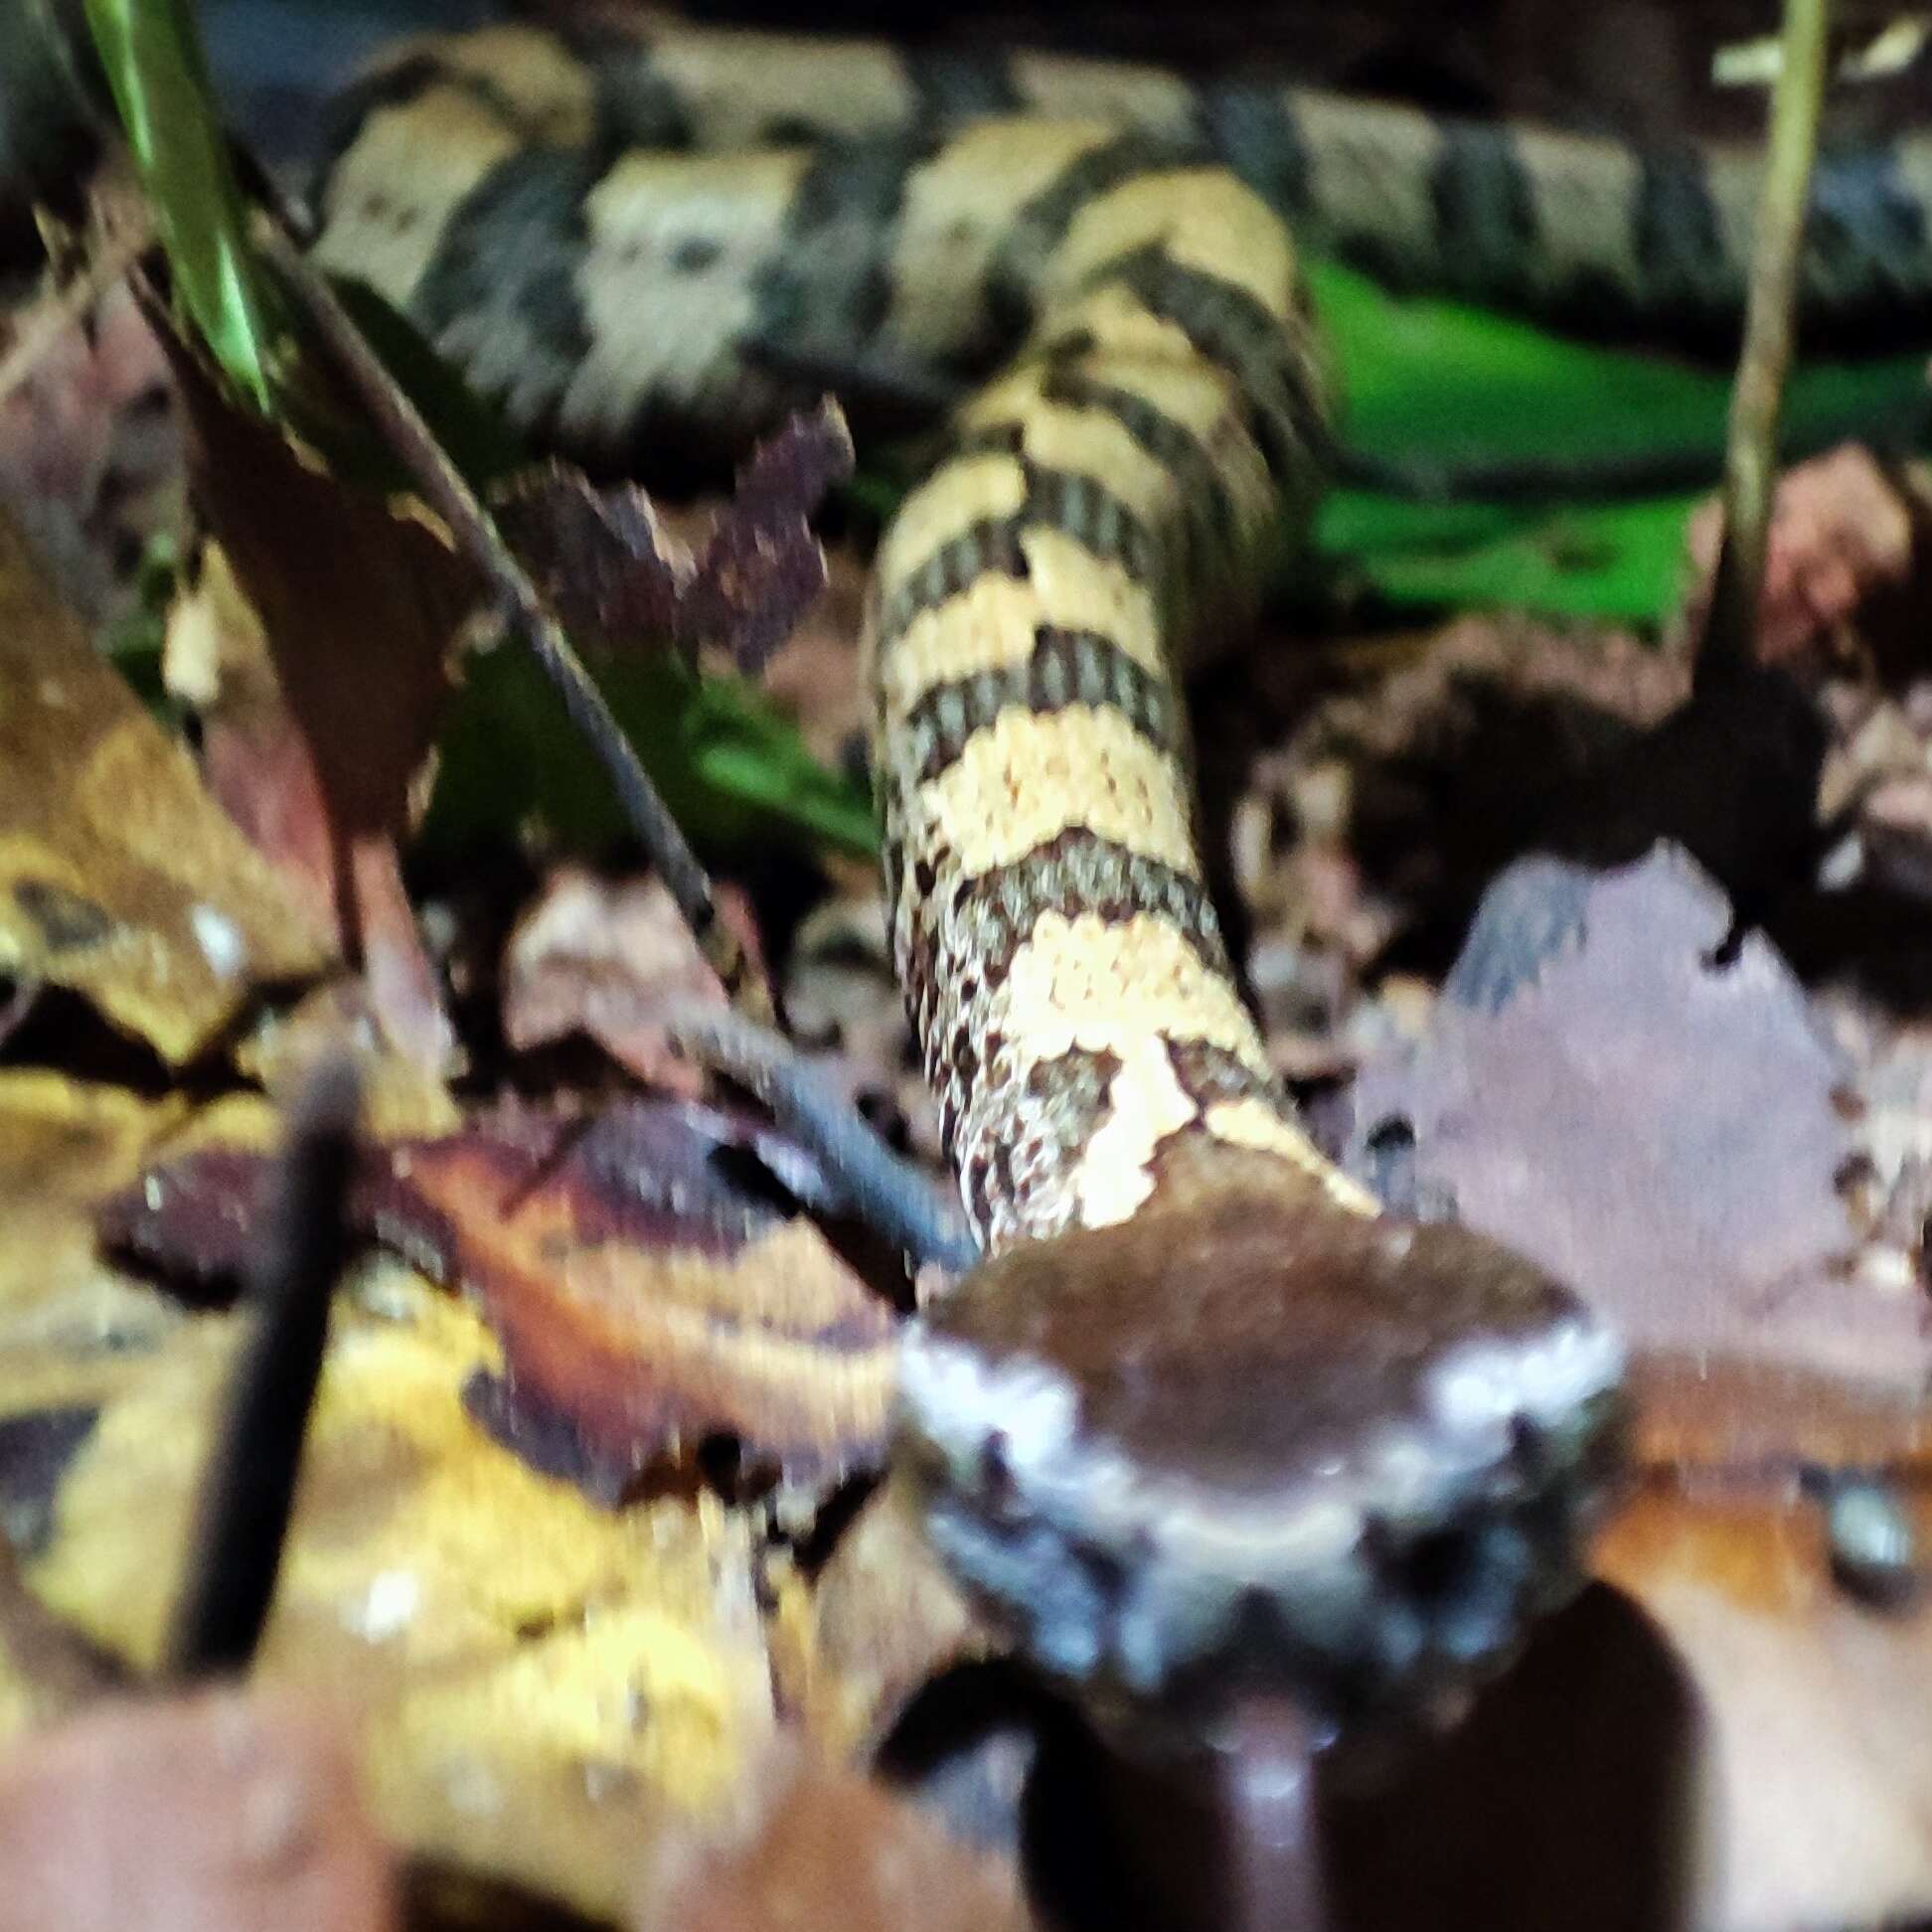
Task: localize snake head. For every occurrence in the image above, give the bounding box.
[894,1171,1625,1746]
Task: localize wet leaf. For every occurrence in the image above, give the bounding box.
[0,506,327,1060]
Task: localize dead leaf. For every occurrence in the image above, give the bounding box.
[0,223,181,629]
[782,887,937,1171]
[379,1104,899,1501]
[0,507,328,1061]
[23,1257,777,1918]
[99,1097,898,1503]
[96,1141,304,1307]
[235,978,459,1140]
[1628,1356,1932,1475]
[755,534,870,772]
[0,1687,401,1931]
[771,1478,992,1761]
[1346,844,1926,1393]
[495,401,854,678]
[153,294,473,1074]
[502,867,745,1096]
[632,1736,1031,1932]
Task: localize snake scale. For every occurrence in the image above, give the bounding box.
[313,19,1659,1734]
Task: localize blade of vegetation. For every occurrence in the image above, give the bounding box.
[83,0,865,864]
[81,0,281,408]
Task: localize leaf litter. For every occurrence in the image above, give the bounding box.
[13,6,1932,1924]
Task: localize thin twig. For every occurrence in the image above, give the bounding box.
[165,1059,361,1679]
[249,217,776,1023]
[1700,0,1832,681]
[658,1000,980,1273]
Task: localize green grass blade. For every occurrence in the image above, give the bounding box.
[83,0,281,408]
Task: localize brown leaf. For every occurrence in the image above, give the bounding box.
[0,506,328,1061]
[1332,835,1932,1926]
[501,867,746,1096]
[235,979,459,1141]
[1277,616,1690,939]
[1346,844,1927,1394]
[0,1688,401,1931]
[152,293,473,1074]
[99,1098,896,1501]
[757,535,871,771]
[772,1479,993,1760]
[385,1106,898,1499]
[781,886,937,1170]
[1235,618,1694,1087]
[1627,1357,1932,1477]
[94,1142,275,1304]
[495,401,853,677]
[632,1738,1031,1932]
[24,1259,778,1920]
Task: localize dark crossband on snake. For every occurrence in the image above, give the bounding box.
[310,19,1647,1740]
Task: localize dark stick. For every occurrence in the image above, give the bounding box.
[164,1059,361,1679]
[1700,0,1831,681]
[250,217,775,1024]
[658,1000,980,1274]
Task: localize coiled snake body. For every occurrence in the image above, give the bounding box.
[316,21,1646,1732]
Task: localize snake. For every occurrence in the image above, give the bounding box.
[306,19,1661,1739]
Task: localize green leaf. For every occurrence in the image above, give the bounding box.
[83,0,282,408]
[1311,257,1928,474]
[1304,258,1931,623]
[424,642,877,861]
[1318,491,1698,622]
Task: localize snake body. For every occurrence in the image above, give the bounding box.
[316,22,1633,1726]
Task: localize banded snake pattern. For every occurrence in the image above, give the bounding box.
[308,16,1695,1730]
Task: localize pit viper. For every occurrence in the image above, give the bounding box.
[312,18,1659,1727]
